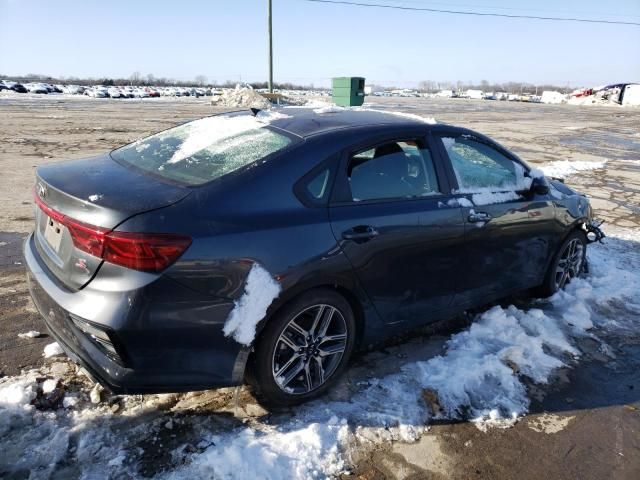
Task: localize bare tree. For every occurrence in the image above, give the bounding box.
[418,80,436,93]
[130,71,141,85]
[194,75,207,86]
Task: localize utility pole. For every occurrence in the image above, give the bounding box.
[268,0,273,93]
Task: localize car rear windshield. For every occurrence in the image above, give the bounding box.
[111,114,294,185]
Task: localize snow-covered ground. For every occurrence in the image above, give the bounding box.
[1,224,638,478]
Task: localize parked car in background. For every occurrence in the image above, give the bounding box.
[85,86,109,98]
[26,83,49,94]
[25,108,599,406]
[107,87,124,98]
[133,88,150,98]
[10,82,28,93]
[62,85,84,95]
[466,89,484,99]
[435,89,454,98]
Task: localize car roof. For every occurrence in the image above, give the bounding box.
[263,107,434,138]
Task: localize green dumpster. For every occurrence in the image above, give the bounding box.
[332,77,365,107]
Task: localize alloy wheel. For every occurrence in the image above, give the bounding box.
[554,238,584,290]
[272,304,348,394]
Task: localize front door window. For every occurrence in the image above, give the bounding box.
[348,140,440,201]
[441,136,528,191]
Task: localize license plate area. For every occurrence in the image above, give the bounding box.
[43,216,64,252]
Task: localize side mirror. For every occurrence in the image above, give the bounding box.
[530,175,550,195]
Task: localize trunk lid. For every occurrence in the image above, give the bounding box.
[34,154,191,289]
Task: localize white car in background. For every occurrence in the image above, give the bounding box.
[86,86,109,98]
[435,89,454,98]
[26,83,49,94]
[132,88,150,98]
[466,89,484,100]
[63,85,84,95]
[107,87,125,98]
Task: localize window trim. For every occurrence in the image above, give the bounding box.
[433,130,531,193]
[330,131,452,206]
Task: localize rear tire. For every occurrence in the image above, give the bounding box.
[251,289,356,407]
[536,230,587,297]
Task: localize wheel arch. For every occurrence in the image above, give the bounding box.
[261,277,367,349]
[543,218,588,275]
[243,278,368,386]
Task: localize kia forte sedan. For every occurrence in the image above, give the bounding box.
[25,108,599,405]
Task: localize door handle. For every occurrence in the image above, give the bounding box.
[342,225,379,241]
[468,212,492,223]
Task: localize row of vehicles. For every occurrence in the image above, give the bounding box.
[369,88,543,102]
[85,85,212,98]
[434,89,543,102]
[0,80,215,98]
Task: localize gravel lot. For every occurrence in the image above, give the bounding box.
[0,93,638,479]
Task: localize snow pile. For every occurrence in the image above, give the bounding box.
[43,342,64,358]
[223,263,282,345]
[456,197,473,208]
[255,109,291,122]
[418,305,577,421]
[471,191,521,206]
[162,421,349,480]
[211,84,271,109]
[18,330,41,339]
[0,375,38,445]
[168,115,260,164]
[540,91,566,104]
[375,108,437,124]
[167,112,289,164]
[313,104,346,114]
[540,160,607,179]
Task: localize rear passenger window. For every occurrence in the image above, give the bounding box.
[440,136,527,191]
[348,140,439,201]
[306,168,330,199]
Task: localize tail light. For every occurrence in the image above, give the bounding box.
[35,194,191,272]
[102,232,192,272]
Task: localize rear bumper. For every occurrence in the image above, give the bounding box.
[24,233,248,394]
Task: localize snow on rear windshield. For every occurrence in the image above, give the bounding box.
[111,114,293,185]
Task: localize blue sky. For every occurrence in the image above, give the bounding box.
[1,0,639,87]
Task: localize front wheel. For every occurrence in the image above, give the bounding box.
[251,289,356,407]
[537,230,587,297]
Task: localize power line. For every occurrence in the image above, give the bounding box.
[378,0,640,19]
[303,0,640,26]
